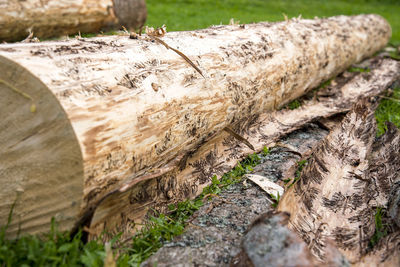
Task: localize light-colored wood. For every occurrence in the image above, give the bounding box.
[0,15,392,237]
[0,0,147,42]
[0,56,83,235]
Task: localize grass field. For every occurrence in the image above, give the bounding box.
[146,0,400,44]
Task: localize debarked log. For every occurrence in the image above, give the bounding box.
[0,15,392,237]
[0,0,147,42]
[89,58,399,239]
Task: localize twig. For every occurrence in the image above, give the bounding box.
[223,126,255,151]
[149,36,205,78]
[21,30,34,43]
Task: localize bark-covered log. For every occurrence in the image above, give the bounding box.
[231,212,350,267]
[370,122,400,209]
[0,0,147,42]
[230,211,320,267]
[0,15,393,237]
[277,100,400,264]
[143,120,335,267]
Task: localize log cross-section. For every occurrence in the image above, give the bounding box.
[0,14,391,237]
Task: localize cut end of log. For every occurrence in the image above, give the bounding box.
[112,0,147,31]
[0,55,84,237]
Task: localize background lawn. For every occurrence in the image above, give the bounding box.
[146,0,400,44]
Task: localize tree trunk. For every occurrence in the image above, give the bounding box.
[89,58,400,239]
[0,15,392,237]
[0,0,147,42]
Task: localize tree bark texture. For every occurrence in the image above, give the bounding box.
[0,15,393,237]
[0,0,147,42]
[277,100,400,264]
[231,212,350,267]
[231,211,321,267]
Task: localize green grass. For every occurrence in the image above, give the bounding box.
[0,149,269,266]
[375,85,400,136]
[368,207,388,249]
[146,0,400,44]
[287,99,302,110]
[348,66,371,73]
[269,192,281,208]
[283,159,308,188]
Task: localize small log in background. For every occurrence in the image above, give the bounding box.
[0,15,392,237]
[0,0,147,42]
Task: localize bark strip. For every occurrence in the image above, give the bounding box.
[278,100,400,264]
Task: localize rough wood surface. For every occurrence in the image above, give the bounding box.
[0,0,147,42]
[0,15,393,237]
[354,232,400,267]
[90,58,400,237]
[277,100,400,264]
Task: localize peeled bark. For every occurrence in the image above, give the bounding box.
[0,0,147,42]
[0,15,393,237]
[354,233,400,267]
[370,123,400,209]
[278,100,400,264]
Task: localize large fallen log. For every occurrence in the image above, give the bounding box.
[0,0,147,42]
[90,58,400,239]
[0,15,393,237]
